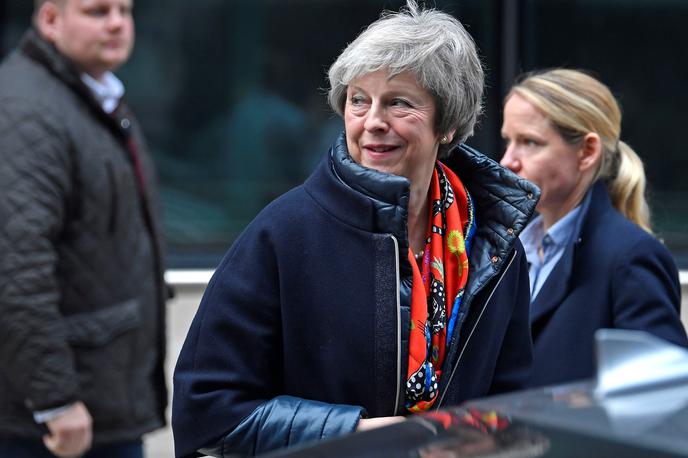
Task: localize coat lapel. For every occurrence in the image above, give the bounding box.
[529,182,600,325]
[530,242,576,323]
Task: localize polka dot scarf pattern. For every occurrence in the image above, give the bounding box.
[405,162,475,413]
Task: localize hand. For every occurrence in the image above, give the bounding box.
[43,401,93,458]
[356,415,406,432]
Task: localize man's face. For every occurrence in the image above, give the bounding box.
[44,0,134,79]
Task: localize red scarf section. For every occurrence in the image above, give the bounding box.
[405,162,474,412]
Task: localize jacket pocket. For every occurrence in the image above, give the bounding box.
[62,299,141,347]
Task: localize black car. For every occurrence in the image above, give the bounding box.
[259,329,688,458]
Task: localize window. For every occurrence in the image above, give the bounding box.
[3,0,686,267]
[516,0,688,264]
[1,0,495,268]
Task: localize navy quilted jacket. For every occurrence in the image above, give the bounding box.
[172,134,540,457]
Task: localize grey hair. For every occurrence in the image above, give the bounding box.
[327,0,484,157]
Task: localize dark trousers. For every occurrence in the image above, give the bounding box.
[0,438,143,458]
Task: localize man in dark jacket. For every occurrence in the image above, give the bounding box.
[0,1,167,457]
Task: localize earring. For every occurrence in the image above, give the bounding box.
[440,135,448,144]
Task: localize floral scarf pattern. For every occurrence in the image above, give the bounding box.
[405,162,475,413]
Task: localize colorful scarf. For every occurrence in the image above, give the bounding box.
[405,162,475,413]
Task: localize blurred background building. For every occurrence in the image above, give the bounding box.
[3,0,687,269]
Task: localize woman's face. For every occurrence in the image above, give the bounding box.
[500,93,587,224]
[344,70,442,186]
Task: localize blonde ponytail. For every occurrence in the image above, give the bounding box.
[605,141,652,233]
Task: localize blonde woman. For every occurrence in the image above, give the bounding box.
[500,68,688,387]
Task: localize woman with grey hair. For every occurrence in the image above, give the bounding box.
[172,2,538,457]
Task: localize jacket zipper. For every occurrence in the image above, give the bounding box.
[435,249,518,409]
[390,235,402,415]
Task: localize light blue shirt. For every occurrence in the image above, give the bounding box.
[520,206,583,301]
[80,71,124,113]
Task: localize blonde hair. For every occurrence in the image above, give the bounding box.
[508,69,652,233]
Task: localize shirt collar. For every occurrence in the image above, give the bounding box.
[80,71,125,113]
[520,213,545,255]
[522,204,584,250]
[547,205,583,247]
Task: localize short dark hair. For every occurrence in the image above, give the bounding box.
[33,0,65,27]
[34,0,65,12]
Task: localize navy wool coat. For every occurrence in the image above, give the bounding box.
[529,180,688,387]
[172,135,539,457]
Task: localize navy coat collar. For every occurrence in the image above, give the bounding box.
[530,180,609,323]
[305,132,540,291]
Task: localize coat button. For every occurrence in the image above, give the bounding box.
[491,256,499,263]
[527,192,534,199]
[120,118,131,129]
[507,228,514,236]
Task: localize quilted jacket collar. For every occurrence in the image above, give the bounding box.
[20,29,83,92]
[328,131,412,254]
[19,29,132,145]
[444,143,539,291]
[309,132,539,279]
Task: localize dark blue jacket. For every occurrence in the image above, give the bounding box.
[172,135,539,457]
[529,180,688,387]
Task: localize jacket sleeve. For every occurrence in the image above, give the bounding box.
[172,222,365,458]
[0,98,80,410]
[198,396,363,457]
[611,236,688,347]
[488,243,534,394]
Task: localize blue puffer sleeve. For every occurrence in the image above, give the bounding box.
[200,396,365,457]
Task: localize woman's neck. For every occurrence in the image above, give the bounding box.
[541,175,593,232]
[407,173,432,254]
